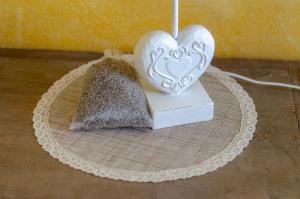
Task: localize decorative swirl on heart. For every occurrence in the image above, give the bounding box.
[147,41,209,94]
[170,48,187,59]
[148,48,164,78]
[190,41,207,70]
[192,41,206,52]
[148,48,175,88]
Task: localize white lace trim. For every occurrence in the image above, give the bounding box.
[32,59,257,183]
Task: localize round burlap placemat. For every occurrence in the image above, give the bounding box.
[33,59,257,183]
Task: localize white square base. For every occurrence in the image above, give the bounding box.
[140,80,214,129]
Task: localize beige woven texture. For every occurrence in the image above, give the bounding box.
[51,72,244,169]
[33,61,257,182]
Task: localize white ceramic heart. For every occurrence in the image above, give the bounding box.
[134,25,215,95]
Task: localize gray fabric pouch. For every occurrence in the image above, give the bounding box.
[70,57,153,130]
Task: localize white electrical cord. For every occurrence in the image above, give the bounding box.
[223,71,300,90]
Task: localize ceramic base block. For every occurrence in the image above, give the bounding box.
[140,80,214,129]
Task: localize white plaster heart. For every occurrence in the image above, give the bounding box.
[134,25,215,95]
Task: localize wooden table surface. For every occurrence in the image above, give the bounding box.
[0,49,299,199]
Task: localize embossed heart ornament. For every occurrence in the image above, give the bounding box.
[134,25,215,95]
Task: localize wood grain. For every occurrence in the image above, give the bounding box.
[0,49,299,199]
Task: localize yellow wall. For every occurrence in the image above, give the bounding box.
[0,0,299,60]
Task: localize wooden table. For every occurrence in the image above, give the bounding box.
[0,49,299,199]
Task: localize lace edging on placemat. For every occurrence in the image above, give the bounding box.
[32,59,257,183]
